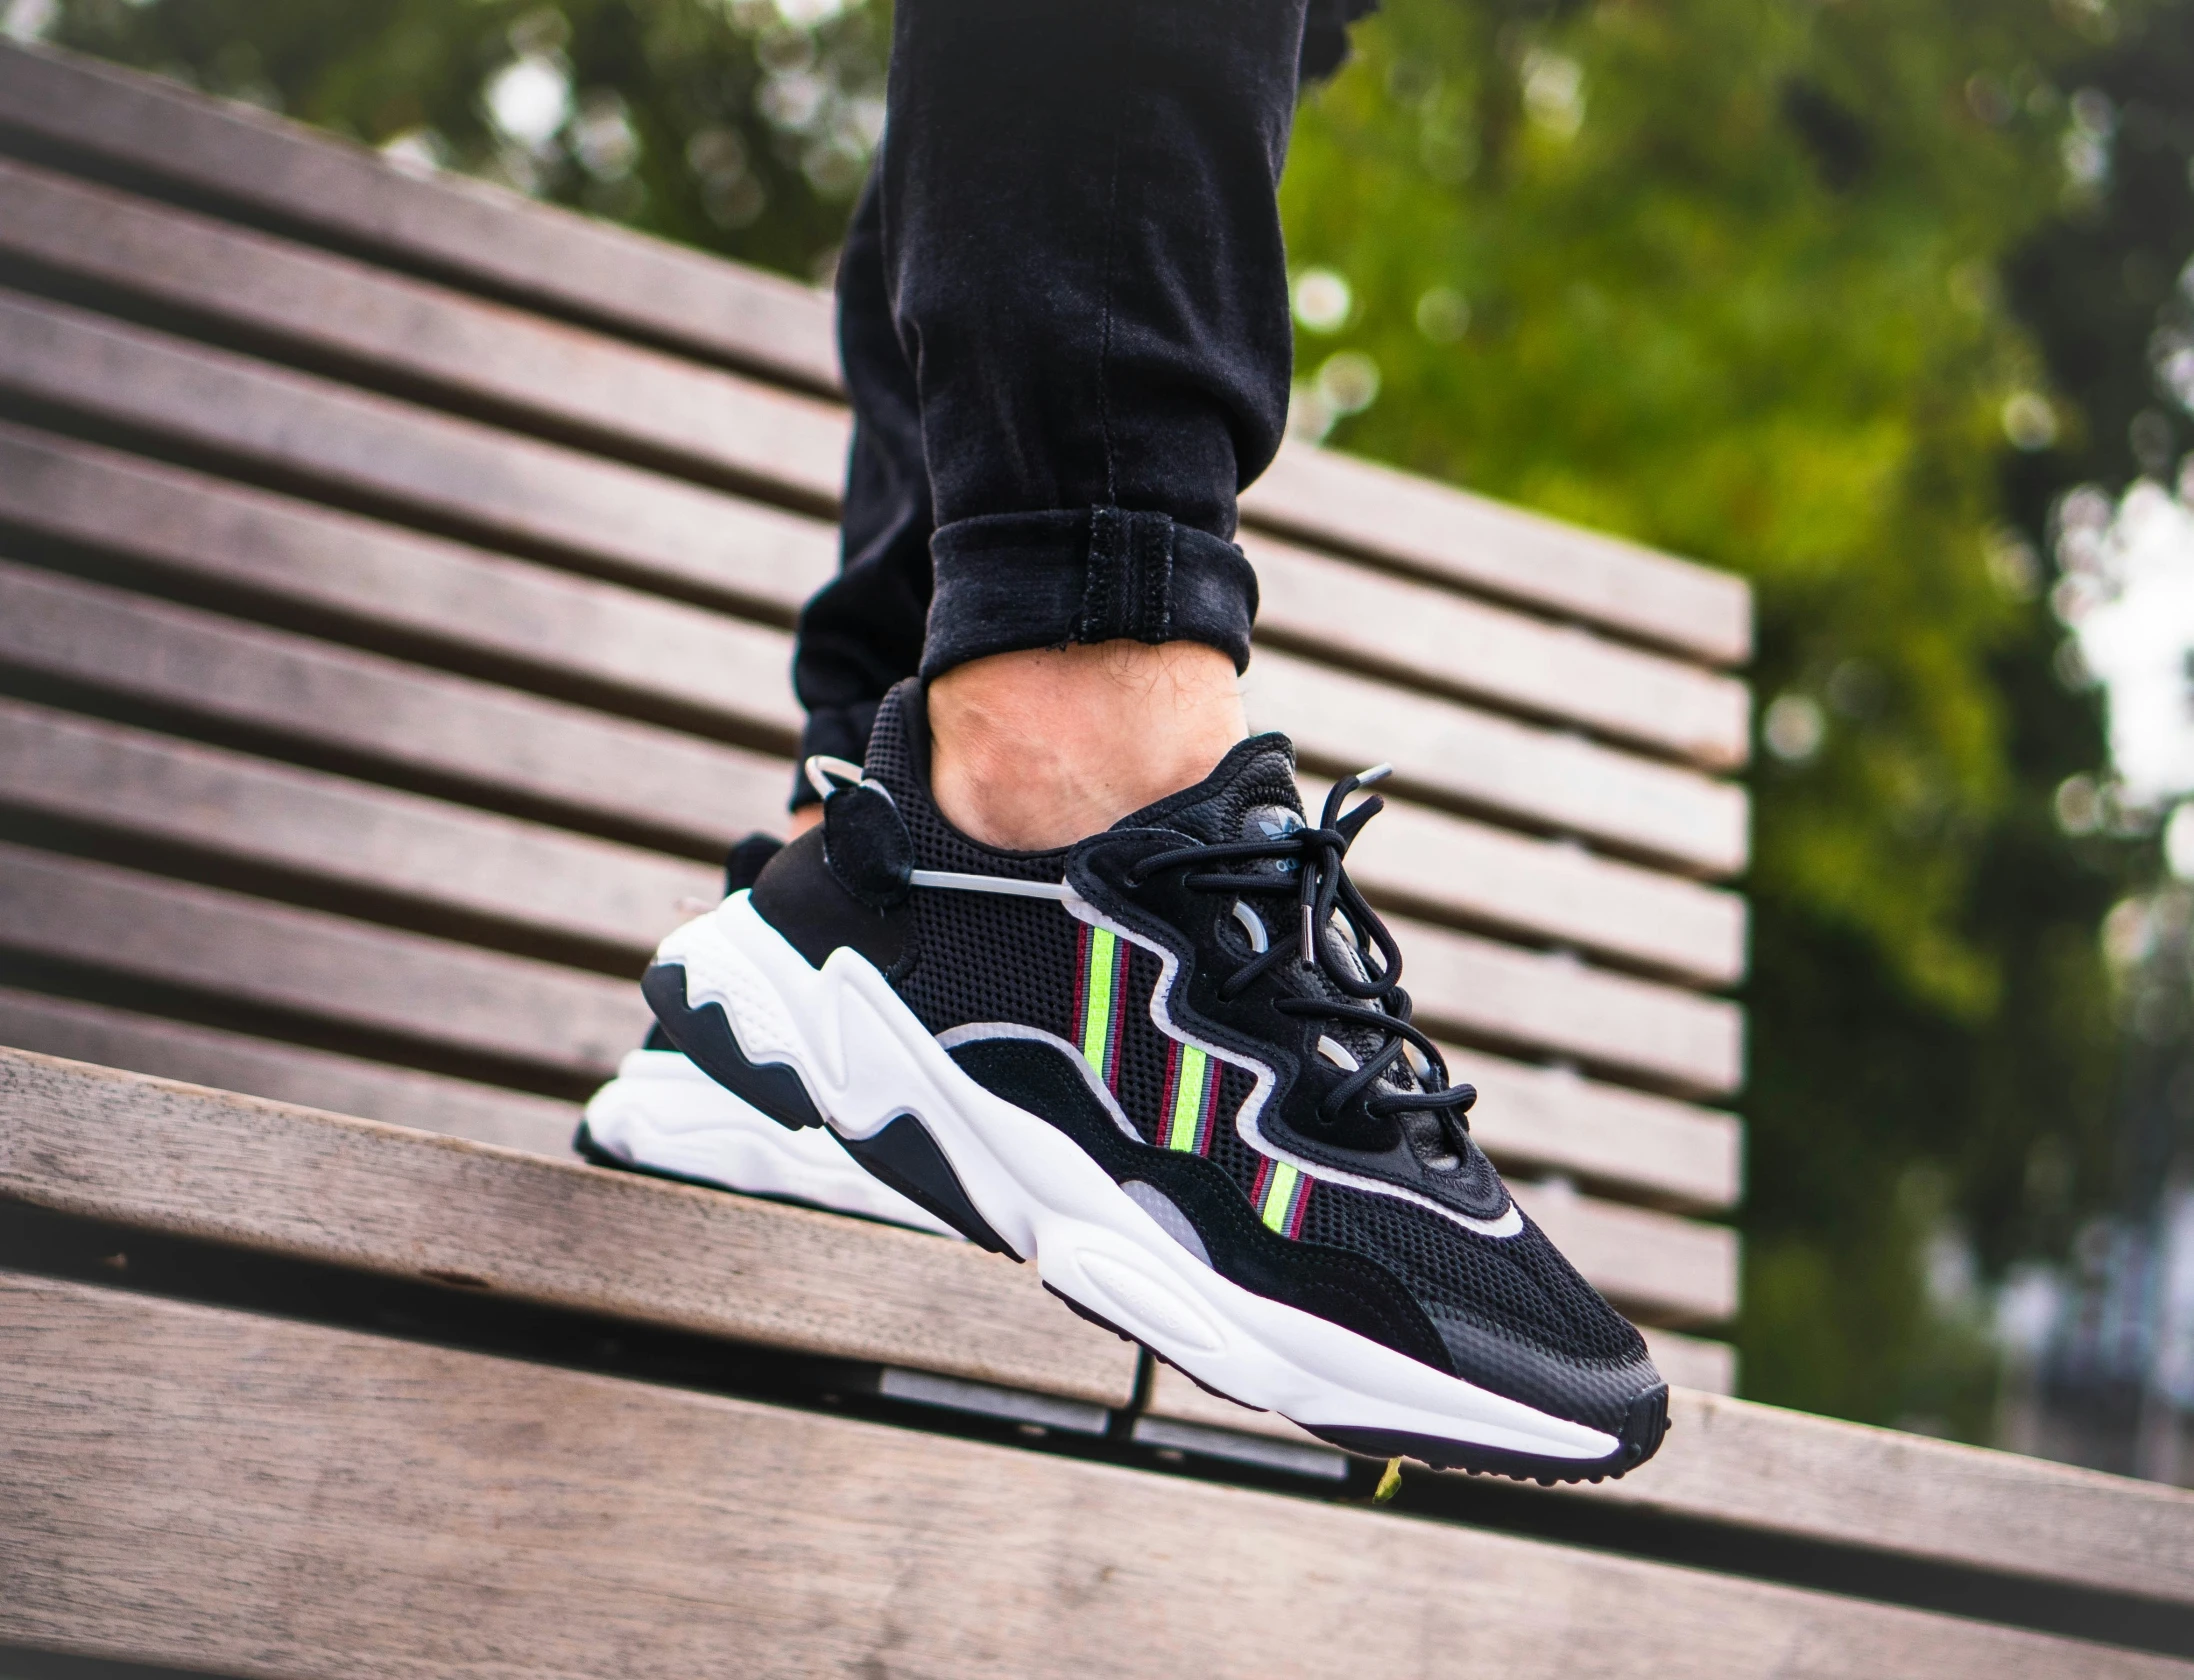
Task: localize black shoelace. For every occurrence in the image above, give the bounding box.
[1127,769,1478,1156]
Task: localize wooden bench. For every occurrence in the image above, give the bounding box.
[0,40,2183,1676]
[6,1048,2191,1676]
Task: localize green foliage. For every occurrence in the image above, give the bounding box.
[1280,0,2151,1427]
[35,0,2178,1433]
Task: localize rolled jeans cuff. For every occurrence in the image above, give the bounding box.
[918,505,1258,680]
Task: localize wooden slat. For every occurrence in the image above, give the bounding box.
[0,286,839,624]
[0,44,1754,674]
[0,427,1747,984]
[1249,647,1750,877]
[1394,911,1743,1097]
[1251,531,1748,769]
[0,986,578,1155]
[1640,1327,1736,1394]
[0,157,1753,772]
[8,1052,2187,1621]
[3,1272,2177,1678]
[1303,772,1745,986]
[0,414,794,718]
[0,652,1736,1100]
[0,699,713,956]
[0,704,1737,1208]
[1588,1389,2194,1609]
[1244,438,1754,666]
[0,1050,1135,1403]
[0,40,844,391]
[0,289,1757,815]
[1458,1050,1742,1214]
[0,419,811,743]
[0,845,646,1079]
[0,296,1742,871]
[0,560,792,848]
[0,154,852,506]
[1507,1179,1736,1325]
[1141,1372,2194,1615]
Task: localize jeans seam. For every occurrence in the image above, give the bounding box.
[1092,4,1139,513]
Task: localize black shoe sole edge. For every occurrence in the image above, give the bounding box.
[638,962,1020,1261]
[1304,1382,1672,1485]
[641,962,825,1131]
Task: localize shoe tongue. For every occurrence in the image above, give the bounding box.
[1119,733,1302,845]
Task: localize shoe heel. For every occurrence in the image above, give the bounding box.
[641,961,824,1132]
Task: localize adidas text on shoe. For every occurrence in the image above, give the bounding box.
[644,686,1669,1481]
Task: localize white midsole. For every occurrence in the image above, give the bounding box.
[582,1048,959,1238]
[657,893,1617,1461]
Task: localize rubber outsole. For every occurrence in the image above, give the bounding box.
[642,905,1664,1484]
[1307,1383,1670,1483]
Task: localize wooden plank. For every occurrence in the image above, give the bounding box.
[1249,647,1750,877]
[1140,1377,2194,1614]
[0,420,806,746]
[0,845,646,1079]
[1300,772,1745,988]
[0,1050,1134,1403]
[1457,1050,1742,1214]
[0,158,1752,772]
[1506,1178,1736,1325]
[0,702,1739,1207]
[0,699,714,957]
[1394,911,1743,1097]
[0,296,1743,872]
[0,43,1754,666]
[1251,532,1749,769]
[0,662,1736,1102]
[0,560,793,848]
[1244,438,1754,666]
[1583,1389,2194,1611]
[0,154,851,506]
[0,40,844,392]
[1639,1327,1737,1395]
[0,703,1739,1207]
[0,286,839,623]
[4,1271,2177,1680]
[9,1055,2187,1621]
[0,986,578,1156]
[0,429,1747,984]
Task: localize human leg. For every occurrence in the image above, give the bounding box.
[649,0,1669,1479]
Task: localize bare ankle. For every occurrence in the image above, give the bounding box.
[928,641,1248,850]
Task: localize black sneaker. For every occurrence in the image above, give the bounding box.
[646,681,1668,1481]
[577,835,957,1236]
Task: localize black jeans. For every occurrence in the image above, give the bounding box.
[789,0,1371,804]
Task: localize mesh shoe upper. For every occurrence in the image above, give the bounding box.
[771,680,1659,1434]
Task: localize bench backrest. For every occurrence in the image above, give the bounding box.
[0,38,1744,1382]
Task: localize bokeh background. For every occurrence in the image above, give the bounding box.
[12,0,2194,1480]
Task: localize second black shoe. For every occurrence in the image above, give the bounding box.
[645,681,1667,1481]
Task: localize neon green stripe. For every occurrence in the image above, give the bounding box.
[1259,1161,1301,1232]
[1164,1045,1209,1151]
[1080,926,1117,1073]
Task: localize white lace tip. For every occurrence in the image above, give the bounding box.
[1356,762,1394,788]
[802,754,865,804]
[1299,902,1316,964]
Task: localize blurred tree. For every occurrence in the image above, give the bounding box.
[28,0,2188,1435]
[1280,0,2169,1431]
